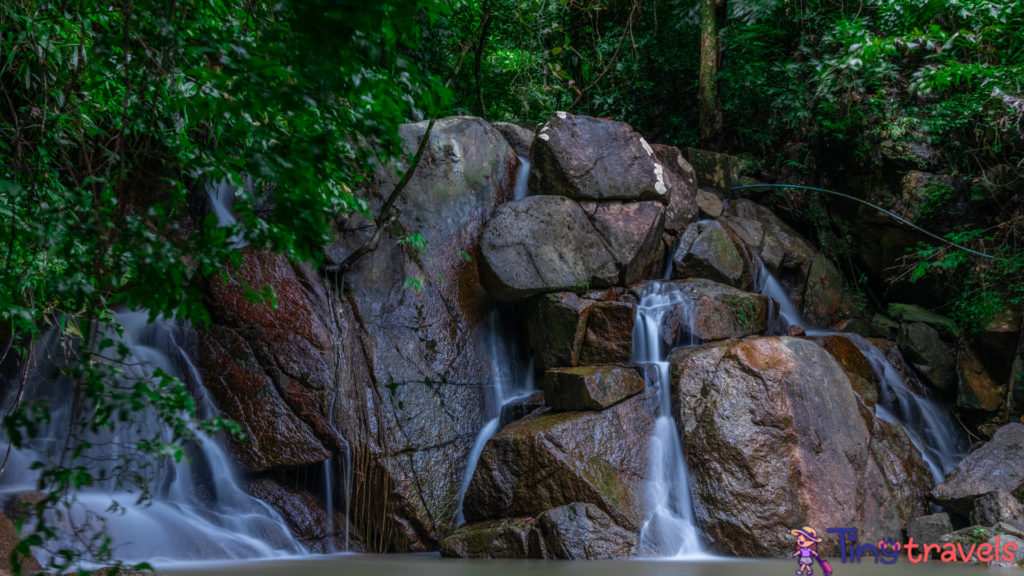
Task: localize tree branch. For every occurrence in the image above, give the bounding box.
[325,118,436,276]
[567,0,640,111]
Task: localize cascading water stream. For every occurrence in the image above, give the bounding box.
[514,156,532,200]
[632,283,706,559]
[454,153,537,526]
[0,311,307,565]
[454,303,536,526]
[843,334,967,483]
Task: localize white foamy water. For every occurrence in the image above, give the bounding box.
[0,310,309,567]
[514,156,531,200]
[631,282,708,559]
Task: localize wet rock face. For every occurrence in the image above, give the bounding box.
[970,490,1024,527]
[929,423,1024,515]
[462,387,659,533]
[802,253,844,328]
[198,249,343,472]
[671,223,751,290]
[957,343,1006,415]
[491,121,535,158]
[543,365,646,411]
[520,292,595,369]
[671,337,931,556]
[651,144,698,232]
[897,322,956,392]
[438,518,539,559]
[588,201,666,285]
[246,477,358,553]
[578,301,636,364]
[479,195,618,302]
[536,503,639,559]
[529,112,669,203]
[327,116,515,551]
[810,335,881,408]
[905,513,954,546]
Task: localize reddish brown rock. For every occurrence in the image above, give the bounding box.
[633,280,771,345]
[810,334,881,408]
[198,249,344,472]
[671,337,931,556]
[588,201,666,285]
[957,343,1006,413]
[246,477,360,553]
[579,301,636,365]
[786,325,806,337]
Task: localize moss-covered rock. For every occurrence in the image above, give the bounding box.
[887,303,959,339]
[543,365,646,411]
[462,387,658,532]
[683,148,740,195]
[438,517,540,559]
[535,503,638,559]
[671,224,751,290]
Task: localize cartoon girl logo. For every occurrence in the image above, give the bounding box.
[791,527,832,575]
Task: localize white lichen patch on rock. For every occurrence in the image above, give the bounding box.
[639,137,654,156]
[556,111,568,119]
[654,162,666,194]
[539,133,550,141]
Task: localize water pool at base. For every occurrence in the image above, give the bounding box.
[160,553,996,576]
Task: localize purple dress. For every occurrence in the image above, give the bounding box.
[798,548,815,565]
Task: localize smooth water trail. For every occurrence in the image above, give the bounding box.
[843,334,967,483]
[206,179,248,249]
[453,303,535,526]
[632,283,707,559]
[757,261,805,333]
[514,156,531,200]
[0,311,306,566]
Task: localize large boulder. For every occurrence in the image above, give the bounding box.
[587,200,666,285]
[970,490,1024,527]
[246,478,354,553]
[928,423,1024,515]
[905,513,954,546]
[633,280,773,345]
[327,116,516,551]
[887,303,958,339]
[543,365,646,411]
[957,343,1006,415]
[438,518,539,559]
[478,195,618,302]
[683,148,740,195]
[462,387,659,533]
[670,337,931,556]
[695,189,724,219]
[491,121,535,158]
[529,112,669,203]
[578,301,636,364]
[520,292,596,369]
[1,513,43,575]
[897,322,956,392]
[198,249,345,472]
[651,144,698,232]
[809,334,881,408]
[670,223,752,290]
[754,206,818,311]
[535,503,638,559]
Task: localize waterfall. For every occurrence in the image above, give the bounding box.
[454,303,536,526]
[757,261,804,333]
[843,335,967,483]
[632,283,706,559]
[0,311,309,565]
[206,179,248,249]
[514,156,531,200]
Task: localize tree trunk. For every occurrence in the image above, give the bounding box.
[474,4,492,120]
[699,0,726,151]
